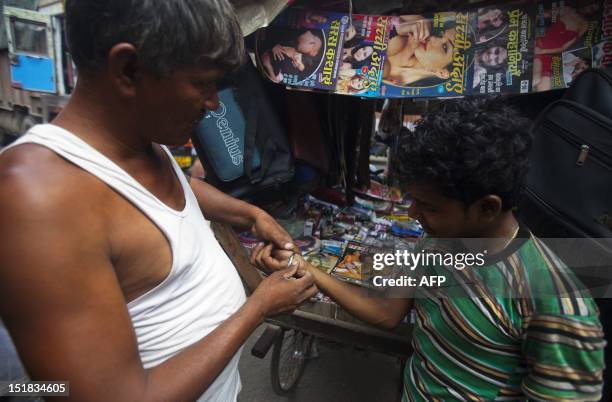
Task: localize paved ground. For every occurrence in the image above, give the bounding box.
[238,325,403,402]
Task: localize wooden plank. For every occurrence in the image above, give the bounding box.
[266,310,413,358]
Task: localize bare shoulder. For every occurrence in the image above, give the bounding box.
[0,143,110,221]
[0,142,112,287]
[0,144,144,393]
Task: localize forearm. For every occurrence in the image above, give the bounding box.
[304,263,411,328]
[190,178,261,226]
[143,298,265,402]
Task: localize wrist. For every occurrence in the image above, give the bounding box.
[248,206,267,225]
[300,259,319,280]
[245,292,268,323]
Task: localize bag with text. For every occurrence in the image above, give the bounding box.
[192,62,294,200]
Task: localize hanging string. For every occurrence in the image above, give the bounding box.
[348,0,354,30]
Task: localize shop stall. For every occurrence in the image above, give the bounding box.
[183,0,612,397]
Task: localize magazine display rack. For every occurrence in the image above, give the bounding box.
[255,0,612,99]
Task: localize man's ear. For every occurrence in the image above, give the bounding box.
[107,43,140,98]
[434,68,450,79]
[472,195,503,223]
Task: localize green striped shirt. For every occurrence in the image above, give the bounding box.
[404,228,605,401]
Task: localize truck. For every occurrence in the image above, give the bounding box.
[0,0,72,145]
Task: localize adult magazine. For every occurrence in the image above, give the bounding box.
[381,11,476,98]
[256,1,612,98]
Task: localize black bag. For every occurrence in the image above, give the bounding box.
[520,67,612,247]
[518,67,612,401]
[191,62,294,200]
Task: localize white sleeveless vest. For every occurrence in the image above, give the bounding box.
[1,124,247,402]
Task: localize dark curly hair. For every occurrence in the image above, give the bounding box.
[397,98,532,210]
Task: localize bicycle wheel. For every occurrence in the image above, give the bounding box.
[270,329,314,395]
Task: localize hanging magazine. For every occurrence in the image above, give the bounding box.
[256,1,611,98]
[381,11,477,98]
[256,8,348,90]
[335,14,392,97]
[471,1,537,95]
[533,0,612,91]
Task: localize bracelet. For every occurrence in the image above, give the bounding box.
[287,252,296,268]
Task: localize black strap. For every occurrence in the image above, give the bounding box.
[243,93,260,183]
[242,89,277,184]
[239,62,281,184]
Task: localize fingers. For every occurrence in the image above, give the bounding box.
[295,270,315,290]
[251,243,286,272]
[296,266,308,278]
[250,242,265,267]
[298,284,319,304]
[272,248,293,261]
[281,263,298,279]
[262,244,287,272]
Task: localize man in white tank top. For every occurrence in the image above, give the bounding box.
[0,1,317,401]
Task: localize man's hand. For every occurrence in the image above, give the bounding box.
[250,210,298,253]
[250,245,413,329]
[250,264,317,316]
[251,243,298,273]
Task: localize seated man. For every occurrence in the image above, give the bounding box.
[0,1,317,401]
[254,98,605,401]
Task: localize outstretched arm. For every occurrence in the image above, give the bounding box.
[252,246,413,329]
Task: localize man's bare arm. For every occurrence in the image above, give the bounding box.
[189,178,296,250]
[189,176,261,227]
[0,153,316,402]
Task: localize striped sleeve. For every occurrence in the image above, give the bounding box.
[521,313,606,401]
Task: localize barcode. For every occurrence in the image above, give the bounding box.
[520,80,530,93]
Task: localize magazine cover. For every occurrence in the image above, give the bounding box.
[472,1,537,95]
[335,14,392,97]
[331,241,393,287]
[533,0,611,91]
[380,11,477,98]
[332,241,368,285]
[305,252,339,274]
[256,9,349,90]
